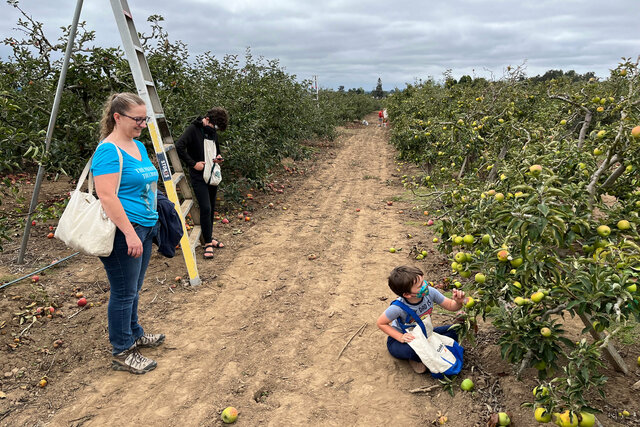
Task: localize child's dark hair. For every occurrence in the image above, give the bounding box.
[388,265,423,297]
[206,107,229,131]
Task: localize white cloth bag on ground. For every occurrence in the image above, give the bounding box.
[55,143,122,257]
[203,137,222,186]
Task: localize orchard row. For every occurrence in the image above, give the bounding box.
[0,7,378,187]
[0,5,378,248]
[386,59,640,424]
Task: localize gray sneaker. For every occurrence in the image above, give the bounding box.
[112,346,157,374]
[135,333,165,348]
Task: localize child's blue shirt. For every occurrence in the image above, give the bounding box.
[383,285,445,333]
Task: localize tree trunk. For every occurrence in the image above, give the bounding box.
[577,110,592,150]
[487,146,508,182]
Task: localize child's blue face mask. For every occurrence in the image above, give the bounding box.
[417,280,430,298]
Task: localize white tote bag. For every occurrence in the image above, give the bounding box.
[202,137,222,186]
[55,143,123,257]
[406,320,461,376]
[391,300,464,378]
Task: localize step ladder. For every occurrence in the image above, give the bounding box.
[110,0,202,286]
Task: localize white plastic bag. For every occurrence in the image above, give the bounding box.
[55,144,122,257]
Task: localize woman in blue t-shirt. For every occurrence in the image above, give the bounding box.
[92,92,164,374]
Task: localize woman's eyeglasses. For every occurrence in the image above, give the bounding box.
[120,113,151,126]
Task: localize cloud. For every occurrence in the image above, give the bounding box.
[1,0,638,90]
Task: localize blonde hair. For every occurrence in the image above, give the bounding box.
[99,92,146,140]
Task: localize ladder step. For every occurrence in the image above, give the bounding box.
[134,45,143,53]
[164,143,175,153]
[172,172,185,186]
[180,199,193,216]
[188,225,202,249]
[143,80,155,87]
[154,113,165,120]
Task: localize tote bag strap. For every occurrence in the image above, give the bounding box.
[391,300,427,337]
[81,142,123,195]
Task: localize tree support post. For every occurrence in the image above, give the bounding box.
[17,0,85,264]
[578,313,629,374]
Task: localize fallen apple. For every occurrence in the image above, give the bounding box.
[497,412,511,426]
[221,407,238,424]
[77,298,87,307]
[534,407,552,423]
[460,378,474,391]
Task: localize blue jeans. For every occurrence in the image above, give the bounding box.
[100,222,158,354]
[387,325,459,362]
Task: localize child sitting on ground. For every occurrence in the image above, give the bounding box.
[376,265,466,373]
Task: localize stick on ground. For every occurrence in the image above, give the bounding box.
[409,384,441,394]
[337,323,367,359]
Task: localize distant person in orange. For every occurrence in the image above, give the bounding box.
[378,109,383,127]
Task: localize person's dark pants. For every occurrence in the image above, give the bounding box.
[387,324,459,362]
[190,172,218,245]
[100,222,158,355]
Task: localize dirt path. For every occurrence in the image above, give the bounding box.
[6,117,461,426]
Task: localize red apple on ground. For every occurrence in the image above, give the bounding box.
[77,298,87,307]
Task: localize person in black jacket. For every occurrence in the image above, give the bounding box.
[175,107,229,259]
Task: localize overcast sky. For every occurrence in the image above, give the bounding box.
[1,0,639,90]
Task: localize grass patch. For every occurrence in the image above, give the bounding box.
[1,275,15,283]
[405,220,426,227]
[613,318,640,346]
